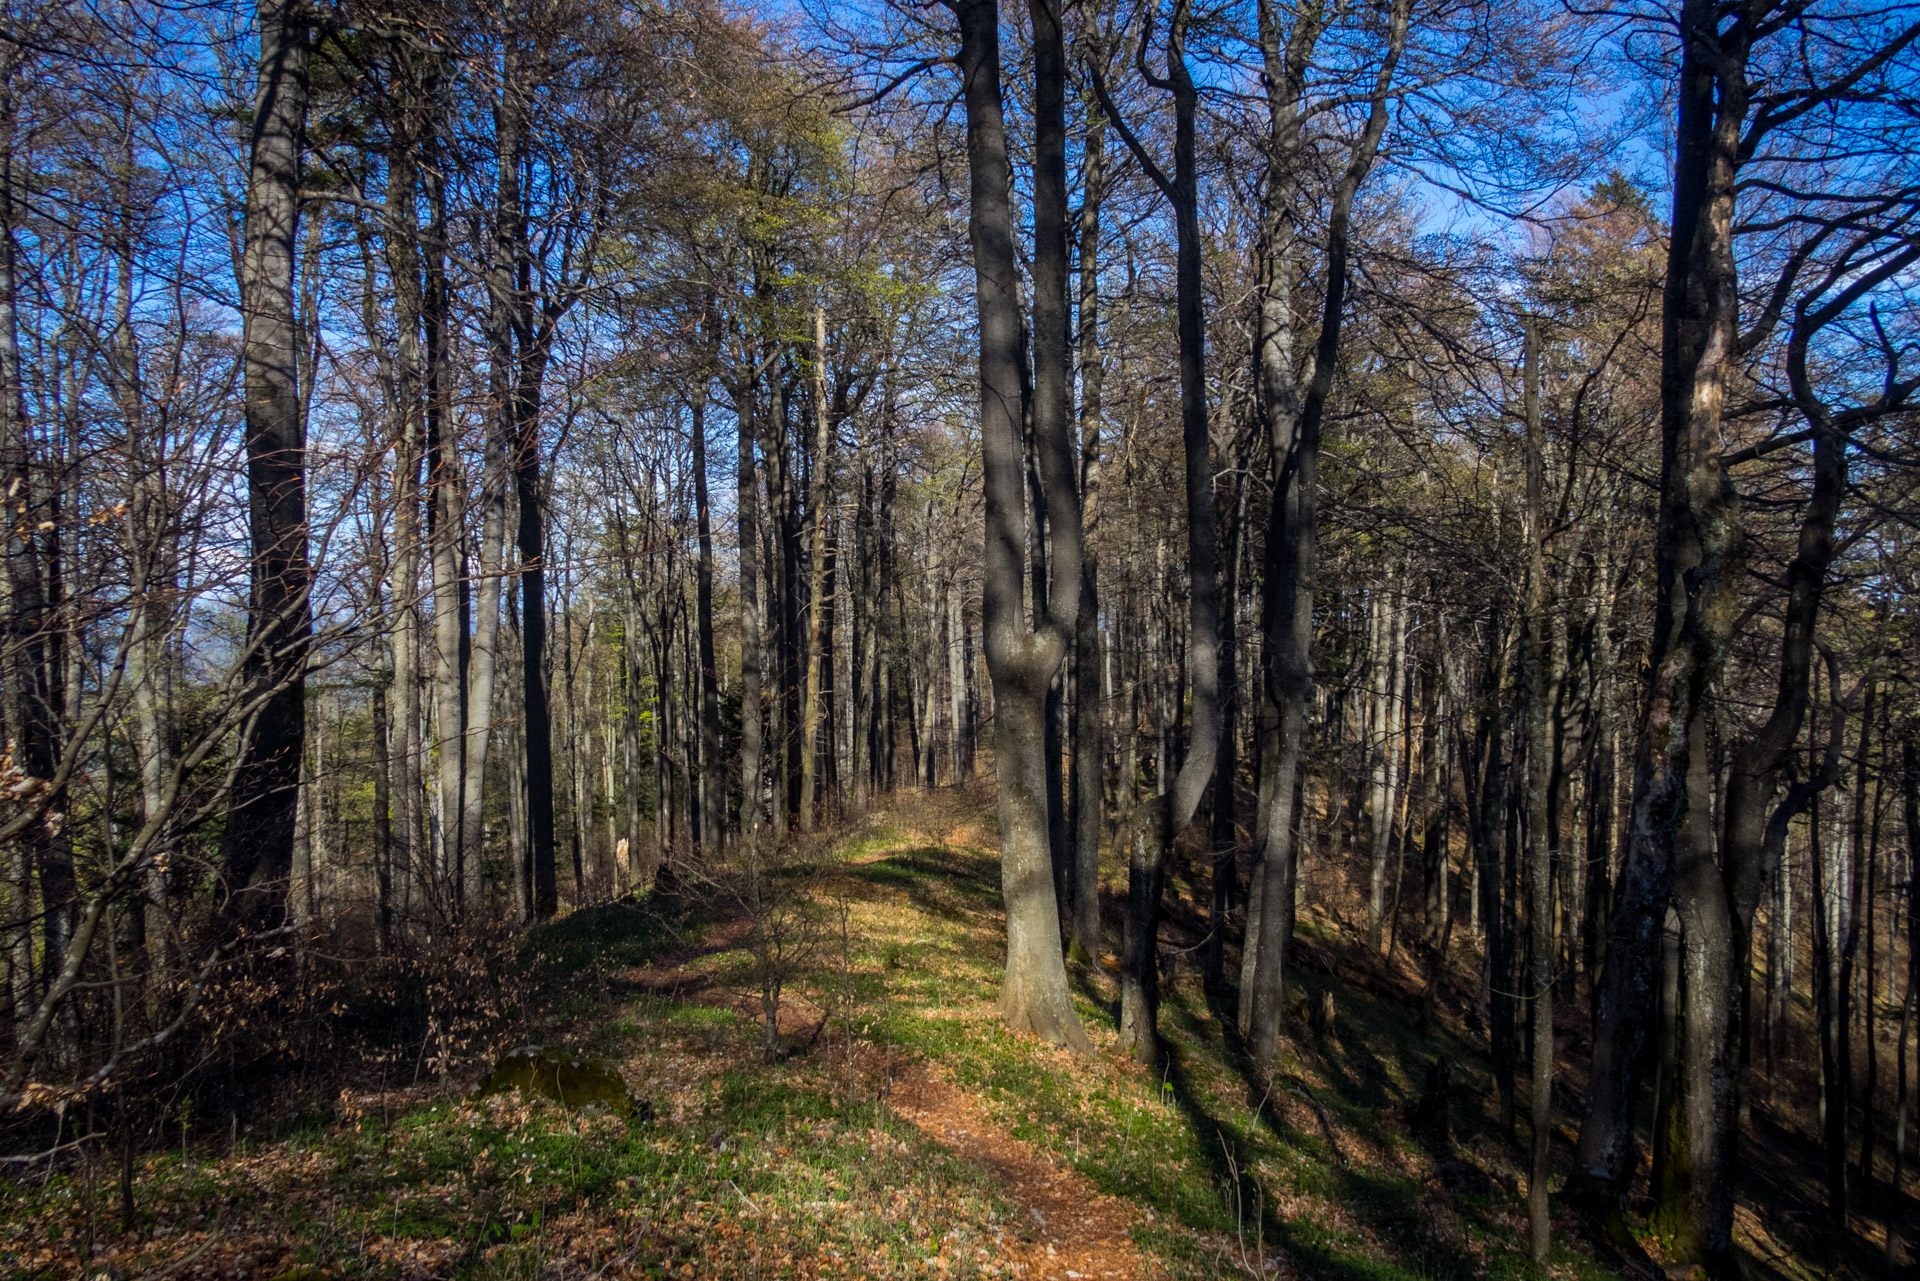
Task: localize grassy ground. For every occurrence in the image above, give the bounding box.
[818,796,1620,1281]
[0,785,1859,1279]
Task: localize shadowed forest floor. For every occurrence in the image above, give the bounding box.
[0,784,1902,1279]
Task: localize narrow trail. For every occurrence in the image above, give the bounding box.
[623,814,1159,1279]
[624,944,1158,1279]
[888,1056,1155,1280]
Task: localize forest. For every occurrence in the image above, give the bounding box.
[0,0,1916,1276]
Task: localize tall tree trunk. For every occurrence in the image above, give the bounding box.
[1096,0,1221,1065]
[504,598,530,922]
[1583,541,1619,1021]
[1766,827,1792,1085]
[949,573,970,782]
[692,389,724,849]
[408,82,452,923]
[380,75,427,931]
[457,390,507,902]
[820,516,841,809]
[1068,85,1106,962]
[801,306,832,829]
[1859,742,1884,1195]
[1569,0,1755,1231]
[1828,673,1875,1227]
[737,368,766,842]
[516,366,556,918]
[1368,580,1400,952]
[766,385,801,833]
[1207,453,1247,991]
[1023,0,1066,924]
[222,0,312,930]
[1244,0,1408,1064]
[373,683,393,948]
[852,416,877,806]
[1886,734,1917,1271]
[958,0,1088,1050]
[118,137,175,982]
[389,63,461,915]
[1464,644,1519,1126]
[0,46,43,1030]
[512,357,558,908]
[431,241,471,909]
[1521,318,1554,1265]
[1419,630,1446,940]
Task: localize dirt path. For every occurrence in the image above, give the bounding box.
[626,927,1155,1278]
[888,1056,1156,1280]
[623,796,1156,1279]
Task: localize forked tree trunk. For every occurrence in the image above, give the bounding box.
[957,0,1088,1051]
[1672,305,1862,1268]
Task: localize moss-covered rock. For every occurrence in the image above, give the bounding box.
[473,1045,649,1119]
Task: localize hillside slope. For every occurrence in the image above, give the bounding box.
[3,788,1838,1279]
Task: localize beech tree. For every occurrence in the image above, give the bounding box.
[953,0,1091,1050]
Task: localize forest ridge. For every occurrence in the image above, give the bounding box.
[0,0,1916,1278]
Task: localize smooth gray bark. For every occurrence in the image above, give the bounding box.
[957,0,1089,1050]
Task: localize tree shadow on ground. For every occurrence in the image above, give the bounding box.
[842,846,1002,935]
[1156,1029,1493,1281]
[1160,940,1629,1281]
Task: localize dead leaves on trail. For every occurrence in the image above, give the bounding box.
[890,1057,1158,1281]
